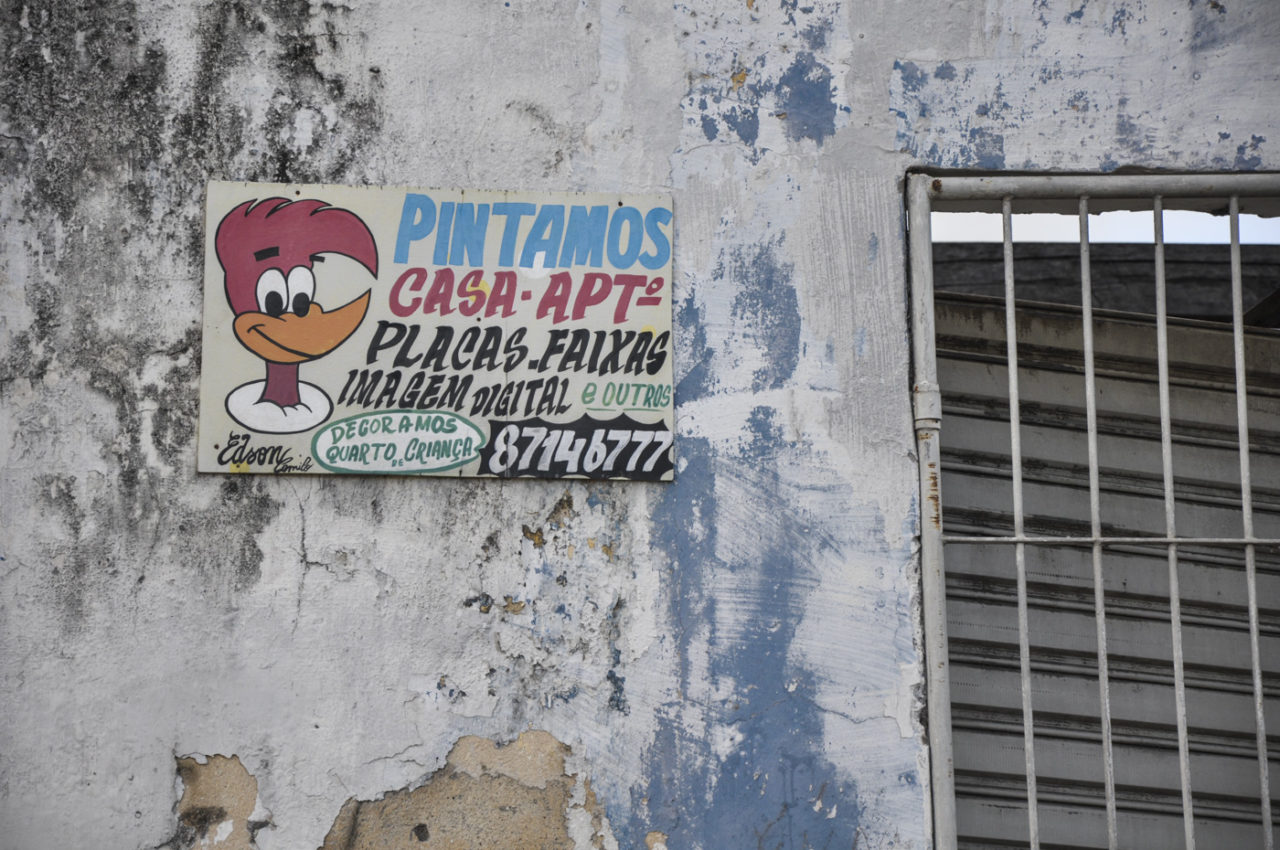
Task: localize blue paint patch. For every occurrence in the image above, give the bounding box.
[776,53,837,144]
[700,113,719,141]
[1234,135,1266,170]
[867,232,879,266]
[1115,98,1155,160]
[674,290,713,403]
[1067,91,1090,112]
[1106,6,1133,36]
[966,127,1006,169]
[723,241,801,391]
[724,105,760,147]
[624,412,877,849]
[933,61,957,81]
[1066,0,1087,21]
[893,60,929,94]
[801,21,830,50]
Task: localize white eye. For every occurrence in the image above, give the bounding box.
[287,266,316,303]
[256,269,288,316]
[286,266,316,317]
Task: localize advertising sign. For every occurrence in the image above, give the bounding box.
[196,182,674,480]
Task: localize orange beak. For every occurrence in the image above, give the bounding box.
[233,291,371,364]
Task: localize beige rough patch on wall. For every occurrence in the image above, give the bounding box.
[320,730,612,850]
[174,755,262,849]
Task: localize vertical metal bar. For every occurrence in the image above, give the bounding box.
[1154,196,1196,849]
[1003,197,1040,849]
[1229,195,1275,849]
[1080,197,1119,849]
[909,175,957,850]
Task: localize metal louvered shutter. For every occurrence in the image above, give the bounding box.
[936,293,1280,849]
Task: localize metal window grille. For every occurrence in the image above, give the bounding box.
[908,174,1280,850]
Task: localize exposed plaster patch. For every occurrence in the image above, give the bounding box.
[522,524,547,548]
[162,755,267,850]
[320,731,614,849]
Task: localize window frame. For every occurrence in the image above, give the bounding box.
[906,172,1280,850]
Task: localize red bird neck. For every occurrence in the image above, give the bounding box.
[261,362,301,407]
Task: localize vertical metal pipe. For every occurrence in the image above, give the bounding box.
[908,175,958,850]
[1080,197,1119,849]
[1003,197,1040,849]
[1229,195,1274,849]
[1154,196,1196,849]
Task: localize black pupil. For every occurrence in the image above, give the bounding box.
[264,291,284,317]
[293,292,311,317]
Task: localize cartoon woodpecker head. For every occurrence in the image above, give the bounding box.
[215,198,377,410]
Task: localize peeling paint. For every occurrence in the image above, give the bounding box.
[319,732,613,850]
[891,3,1279,170]
[163,755,267,850]
[678,0,847,158]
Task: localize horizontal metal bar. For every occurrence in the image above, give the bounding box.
[942,536,1280,546]
[926,174,1280,200]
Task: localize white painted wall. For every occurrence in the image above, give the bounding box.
[2,1,1277,847]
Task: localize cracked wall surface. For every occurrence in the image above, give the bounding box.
[2,1,1279,848]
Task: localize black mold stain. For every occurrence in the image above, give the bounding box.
[1,1,167,223]
[546,491,575,527]
[173,0,384,259]
[464,592,495,613]
[179,806,228,835]
[3,0,387,627]
[146,328,204,468]
[36,473,88,622]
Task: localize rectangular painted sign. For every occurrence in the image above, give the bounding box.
[196,181,674,480]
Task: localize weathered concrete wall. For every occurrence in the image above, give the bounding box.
[1,1,1277,848]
